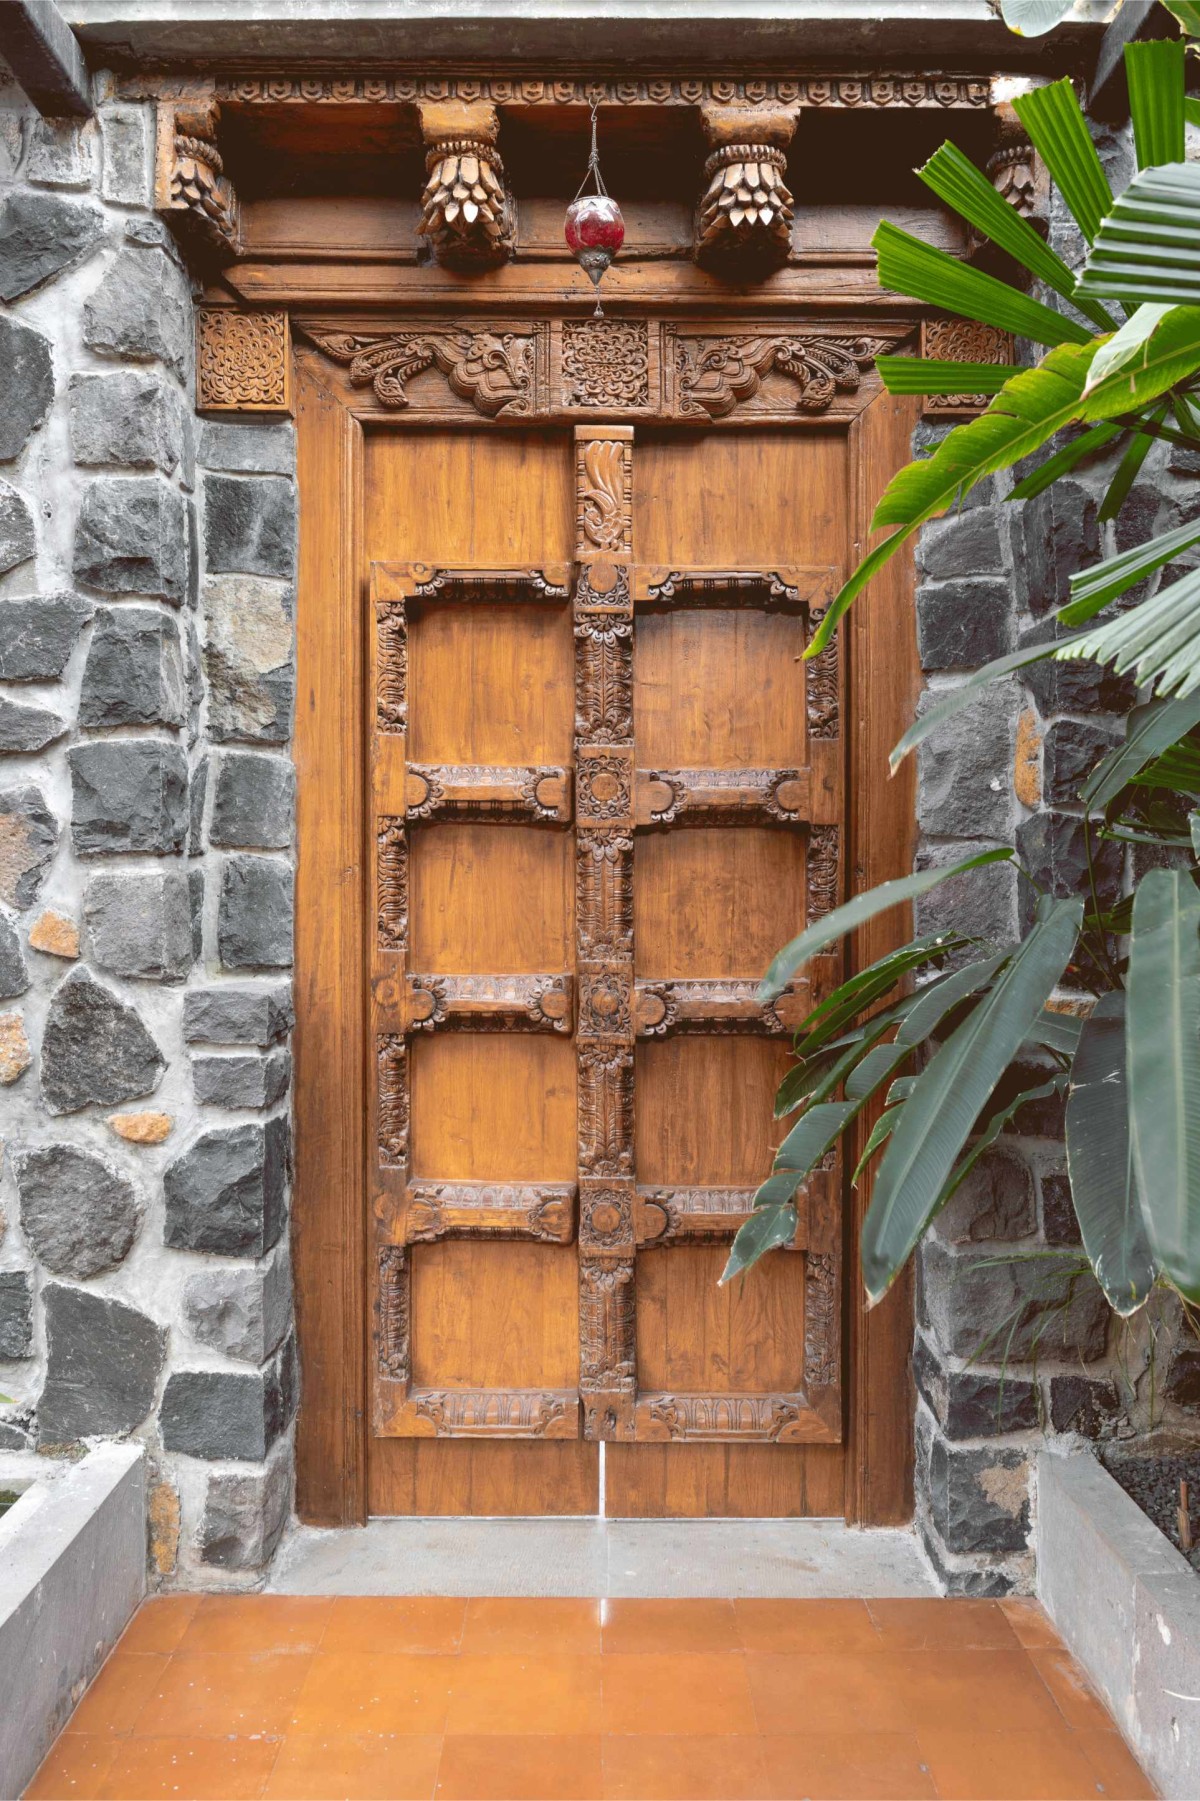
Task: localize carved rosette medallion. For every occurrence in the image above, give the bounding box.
[562,320,650,409]
[197,310,290,413]
[919,318,1015,416]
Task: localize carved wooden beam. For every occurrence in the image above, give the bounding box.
[403,763,572,823]
[633,978,806,1037]
[987,100,1046,236]
[154,99,239,262]
[417,98,515,271]
[404,972,574,1033]
[635,767,809,827]
[695,101,799,275]
[404,1181,576,1244]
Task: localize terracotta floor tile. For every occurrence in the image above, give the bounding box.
[602,1733,772,1799]
[437,1733,604,1799]
[999,1598,1066,1651]
[323,1597,466,1656]
[65,1654,172,1736]
[461,1596,601,1655]
[118,1596,201,1655]
[25,1732,118,1799]
[1078,1730,1159,1798]
[745,1652,917,1736]
[95,1734,281,1800]
[602,1653,757,1736]
[868,1598,1022,1652]
[602,1598,739,1655]
[289,1653,455,1735]
[178,1594,333,1655]
[446,1653,603,1735]
[733,1599,882,1656]
[133,1651,313,1738]
[263,1732,442,1799]
[750,1646,1083,1739]
[759,1731,936,1800]
[1030,1647,1117,1731]
[917,1727,1120,1801]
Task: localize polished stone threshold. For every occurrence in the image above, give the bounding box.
[269,1515,936,1598]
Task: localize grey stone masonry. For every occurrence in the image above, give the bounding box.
[0,75,298,1587]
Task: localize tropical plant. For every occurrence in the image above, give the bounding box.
[725,11,1200,1320]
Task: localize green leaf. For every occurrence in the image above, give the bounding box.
[792,934,963,1062]
[1063,516,1200,625]
[1013,79,1113,245]
[1083,695,1200,809]
[775,1100,856,1173]
[1031,1008,1084,1059]
[860,898,1083,1304]
[876,357,1017,397]
[941,1074,1069,1206]
[888,636,1090,771]
[1066,991,1159,1316]
[808,344,1102,658]
[916,142,1115,331]
[1085,305,1175,397]
[1129,738,1200,799]
[1078,165,1200,305]
[852,1105,901,1183]
[1009,423,1123,500]
[1126,39,1186,172]
[720,1203,797,1284]
[759,849,1013,1001]
[874,221,1096,349]
[1164,1,1200,35]
[1128,868,1200,1301]
[1097,411,1160,525]
[999,0,1077,35]
[894,951,1011,1048]
[844,1040,912,1104]
[1078,306,1200,421]
[1064,564,1200,700]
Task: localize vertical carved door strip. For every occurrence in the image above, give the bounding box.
[366,430,845,1453]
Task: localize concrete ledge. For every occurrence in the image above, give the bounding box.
[1037,1450,1200,1800]
[0,1444,145,1800]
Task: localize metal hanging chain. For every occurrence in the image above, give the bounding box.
[573,99,610,201]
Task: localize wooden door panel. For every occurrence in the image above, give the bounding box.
[362,421,847,1515]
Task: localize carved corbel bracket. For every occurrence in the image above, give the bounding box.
[154,98,240,263]
[417,98,516,271]
[695,101,799,276]
[970,99,1047,271]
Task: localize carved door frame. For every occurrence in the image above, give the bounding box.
[290,323,921,1530]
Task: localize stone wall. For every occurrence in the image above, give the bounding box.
[910,124,1200,1594]
[0,67,298,1586]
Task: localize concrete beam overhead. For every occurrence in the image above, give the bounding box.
[62,0,1111,73]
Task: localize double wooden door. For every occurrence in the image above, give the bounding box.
[361,421,851,1518]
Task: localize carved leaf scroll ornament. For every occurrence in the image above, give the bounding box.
[305,328,533,416]
[675,333,892,420]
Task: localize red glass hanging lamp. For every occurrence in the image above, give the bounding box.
[565,99,624,316]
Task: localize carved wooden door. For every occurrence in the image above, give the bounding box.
[365,422,846,1518]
